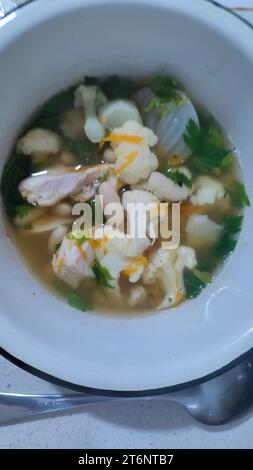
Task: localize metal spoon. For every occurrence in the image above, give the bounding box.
[1,356,253,426]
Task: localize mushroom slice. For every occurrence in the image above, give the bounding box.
[19,164,112,206]
[146,171,192,202]
[98,100,142,130]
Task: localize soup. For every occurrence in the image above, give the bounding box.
[1,75,250,313]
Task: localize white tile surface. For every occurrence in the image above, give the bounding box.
[0,0,253,449]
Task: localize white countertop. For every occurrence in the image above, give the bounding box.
[1,0,253,449]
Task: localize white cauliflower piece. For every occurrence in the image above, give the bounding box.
[111,120,158,147]
[142,245,197,309]
[97,228,151,288]
[122,190,159,239]
[190,176,225,206]
[52,236,95,288]
[174,246,197,296]
[17,129,61,156]
[122,189,159,207]
[186,214,222,247]
[128,286,147,307]
[111,120,158,184]
[115,142,158,184]
[74,85,107,143]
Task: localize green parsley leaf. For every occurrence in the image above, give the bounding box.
[183,119,232,172]
[68,293,90,312]
[64,138,94,164]
[213,233,237,259]
[223,215,243,235]
[14,204,34,218]
[183,119,201,153]
[227,181,250,209]
[53,281,91,312]
[164,168,192,188]
[149,75,182,101]
[92,261,115,289]
[192,269,213,284]
[212,214,243,260]
[66,231,87,245]
[184,268,212,299]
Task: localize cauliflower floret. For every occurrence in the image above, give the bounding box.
[74,85,107,143]
[52,236,95,288]
[186,214,222,247]
[122,189,158,207]
[17,129,61,156]
[110,120,158,185]
[115,142,158,184]
[174,246,197,296]
[98,227,151,287]
[142,245,197,309]
[128,286,147,307]
[190,176,225,206]
[111,120,158,147]
[122,190,159,239]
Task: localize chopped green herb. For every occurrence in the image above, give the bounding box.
[53,280,91,312]
[212,214,243,260]
[66,231,87,245]
[14,203,34,218]
[68,293,90,312]
[183,119,232,172]
[192,269,213,285]
[64,138,94,164]
[34,87,74,129]
[92,261,114,288]
[213,233,237,259]
[223,215,243,235]
[53,280,69,296]
[149,75,182,102]
[184,268,212,299]
[163,168,192,188]
[144,97,171,118]
[227,181,250,209]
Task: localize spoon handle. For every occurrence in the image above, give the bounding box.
[0,392,122,424]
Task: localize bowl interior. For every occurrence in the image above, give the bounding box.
[0,0,253,392]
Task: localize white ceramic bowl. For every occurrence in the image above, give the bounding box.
[0,0,253,394]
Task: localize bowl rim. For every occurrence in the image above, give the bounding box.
[1,0,253,396]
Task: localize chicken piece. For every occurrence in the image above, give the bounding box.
[186,214,222,247]
[52,235,95,288]
[142,245,197,309]
[19,164,111,206]
[190,176,225,206]
[17,129,61,156]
